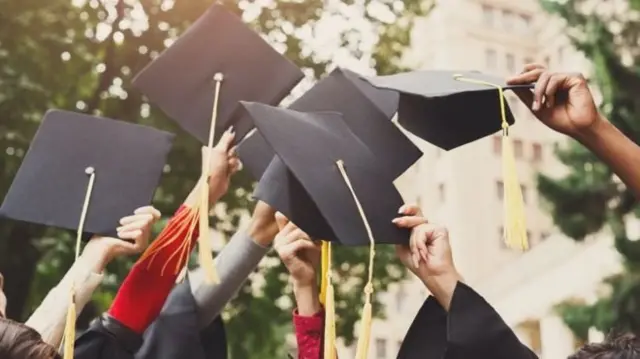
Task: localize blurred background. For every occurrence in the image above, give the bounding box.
[1,0,638,358]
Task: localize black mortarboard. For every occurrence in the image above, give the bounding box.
[367,70,533,251]
[364,70,534,150]
[242,102,409,246]
[132,4,304,145]
[237,67,420,182]
[0,110,174,237]
[289,67,421,179]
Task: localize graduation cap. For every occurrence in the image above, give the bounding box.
[132,4,304,146]
[366,70,532,251]
[133,3,303,284]
[0,109,174,359]
[238,67,419,182]
[240,101,409,359]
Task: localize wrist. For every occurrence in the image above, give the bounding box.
[421,268,462,311]
[293,280,321,316]
[572,113,609,148]
[248,206,278,247]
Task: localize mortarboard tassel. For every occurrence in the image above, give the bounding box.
[336,160,376,359]
[322,241,337,359]
[319,241,329,305]
[62,167,97,359]
[453,74,528,250]
[138,74,225,283]
[197,72,225,284]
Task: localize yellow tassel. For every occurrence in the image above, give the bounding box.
[452,74,529,251]
[62,291,76,359]
[198,177,219,284]
[319,241,329,305]
[323,285,336,359]
[355,284,373,359]
[501,134,528,250]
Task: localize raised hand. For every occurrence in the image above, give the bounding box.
[506,64,601,139]
[205,127,242,203]
[83,205,161,273]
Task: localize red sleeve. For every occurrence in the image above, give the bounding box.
[293,308,327,359]
[108,205,198,334]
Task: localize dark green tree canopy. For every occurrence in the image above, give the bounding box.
[0,0,430,357]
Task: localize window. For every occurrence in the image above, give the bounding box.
[514,139,524,158]
[521,185,527,204]
[493,136,502,154]
[376,338,387,359]
[506,53,516,74]
[540,231,550,241]
[526,230,532,242]
[416,196,423,209]
[438,183,445,203]
[523,57,534,66]
[496,180,504,200]
[485,48,497,70]
[503,10,515,31]
[532,143,543,162]
[482,5,494,27]
[499,226,507,248]
[544,56,551,68]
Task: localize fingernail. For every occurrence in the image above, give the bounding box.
[532,100,539,111]
[398,205,406,214]
[392,218,400,224]
[229,126,235,134]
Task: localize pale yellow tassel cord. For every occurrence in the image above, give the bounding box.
[62,167,96,359]
[197,72,225,284]
[322,241,337,359]
[336,160,376,359]
[453,74,528,250]
[320,241,329,305]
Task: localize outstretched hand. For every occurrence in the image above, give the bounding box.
[393,205,455,280]
[507,63,601,139]
[205,127,242,203]
[83,206,161,273]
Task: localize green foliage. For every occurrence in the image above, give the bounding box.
[0,0,427,357]
[540,0,640,339]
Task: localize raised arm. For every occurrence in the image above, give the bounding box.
[507,65,640,199]
[394,205,537,359]
[24,206,159,348]
[272,213,324,359]
[188,200,279,328]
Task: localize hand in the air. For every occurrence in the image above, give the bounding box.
[507,64,601,139]
[393,205,455,280]
[83,205,161,273]
[205,127,242,203]
[273,213,321,287]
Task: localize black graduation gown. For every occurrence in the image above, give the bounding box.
[398,282,537,359]
[73,276,227,359]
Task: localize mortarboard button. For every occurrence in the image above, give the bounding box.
[0,109,174,237]
[241,101,409,246]
[132,4,304,146]
[364,70,534,150]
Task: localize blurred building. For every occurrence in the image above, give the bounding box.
[336,0,624,358]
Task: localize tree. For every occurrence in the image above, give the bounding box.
[0,0,430,357]
[540,0,640,340]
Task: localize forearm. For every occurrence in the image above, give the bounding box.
[189,229,270,328]
[25,254,104,347]
[577,116,640,199]
[293,282,321,317]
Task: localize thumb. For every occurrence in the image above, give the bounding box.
[275,212,289,231]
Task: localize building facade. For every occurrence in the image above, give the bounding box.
[335,1,623,358]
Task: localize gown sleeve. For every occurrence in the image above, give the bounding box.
[292,308,325,359]
[73,314,142,359]
[444,282,538,359]
[397,282,537,359]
